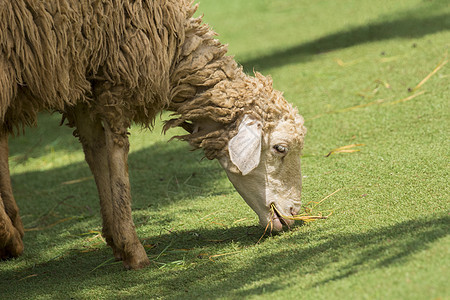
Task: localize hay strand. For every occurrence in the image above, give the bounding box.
[257,189,341,243]
[335,58,364,67]
[18,274,38,281]
[409,55,448,92]
[24,217,74,232]
[257,208,275,244]
[61,176,93,185]
[309,188,342,211]
[272,188,342,221]
[385,90,426,106]
[325,144,365,157]
[271,204,331,221]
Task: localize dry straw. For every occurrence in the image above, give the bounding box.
[257,188,341,243]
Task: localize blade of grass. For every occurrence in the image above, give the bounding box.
[154,243,172,261]
[90,257,120,273]
[208,251,241,262]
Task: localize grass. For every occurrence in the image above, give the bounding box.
[1,0,449,299]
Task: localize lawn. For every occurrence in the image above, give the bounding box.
[1,0,449,299]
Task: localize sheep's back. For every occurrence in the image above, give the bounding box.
[0,0,190,133]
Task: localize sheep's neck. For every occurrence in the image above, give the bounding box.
[165,52,245,131]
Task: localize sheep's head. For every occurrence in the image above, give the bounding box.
[217,111,306,231]
[166,71,306,231]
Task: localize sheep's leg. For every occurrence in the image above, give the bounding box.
[0,198,24,259]
[0,133,24,259]
[68,104,149,269]
[67,104,123,259]
[101,118,149,270]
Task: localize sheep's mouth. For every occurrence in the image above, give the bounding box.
[270,205,289,231]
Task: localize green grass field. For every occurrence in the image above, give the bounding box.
[1,0,449,299]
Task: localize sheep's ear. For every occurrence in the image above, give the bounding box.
[228,115,262,175]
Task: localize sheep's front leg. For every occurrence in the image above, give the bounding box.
[67,105,121,260]
[102,120,149,270]
[68,104,149,269]
[0,133,24,259]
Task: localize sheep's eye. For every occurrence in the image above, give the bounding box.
[273,144,288,154]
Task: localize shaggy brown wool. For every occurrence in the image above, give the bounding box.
[0,0,191,133]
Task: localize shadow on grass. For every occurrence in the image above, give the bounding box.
[241,5,450,71]
[0,224,259,298]
[0,215,447,298]
[155,215,449,298]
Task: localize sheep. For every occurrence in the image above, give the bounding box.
[0,0,306,269]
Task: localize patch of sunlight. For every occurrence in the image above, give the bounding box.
[9,151,86,175]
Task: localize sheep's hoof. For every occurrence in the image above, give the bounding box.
[0,230,24,260]
[122,244,150,270]
[123,255,150,270]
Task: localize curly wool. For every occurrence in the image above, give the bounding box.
[165,72,306,159]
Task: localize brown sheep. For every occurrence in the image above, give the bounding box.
[0,0,306,269]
